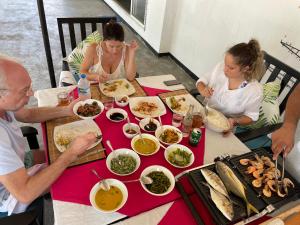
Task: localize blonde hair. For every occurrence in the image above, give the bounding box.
[227,39,265,81]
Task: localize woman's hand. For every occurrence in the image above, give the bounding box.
[98,71,109,83]
[128,40,139,53]
[197,82,214,98]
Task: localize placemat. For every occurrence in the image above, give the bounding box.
[46,115,106,167]
[95,79,147,103]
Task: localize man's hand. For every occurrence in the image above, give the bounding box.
[272,124,296,159]
[66,132,97,162]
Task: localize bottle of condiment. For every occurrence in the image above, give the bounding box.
[182,104,194,137]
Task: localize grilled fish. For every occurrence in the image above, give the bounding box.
[203,182,234,221]
[201,168,229,198]
[215,161,259,216]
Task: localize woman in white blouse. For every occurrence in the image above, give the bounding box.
[196,39,265,130]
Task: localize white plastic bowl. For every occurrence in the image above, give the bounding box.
[73,99,104,120]
[139,117,160,133]
[140,165,175,196]
[106,148,141,176]
[155,125,183,145]
[122,123,140,139]
[115,95,129,107]
[164,144,195,168]
[89,178,128,213]
[204,107,230,132]
[106,108,128,122]
[131,133,160,156]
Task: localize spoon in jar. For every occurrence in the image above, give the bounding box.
[91,169,110,191]
[123,176,153,185]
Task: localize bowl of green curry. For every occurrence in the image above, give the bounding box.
[140,165,175,196]
[106,148,141,176]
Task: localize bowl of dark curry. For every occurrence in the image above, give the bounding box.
[73,99,104,120]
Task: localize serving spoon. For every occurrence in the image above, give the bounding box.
[106,140,122,165]
[122,176,153,185]
[91,169,110,191]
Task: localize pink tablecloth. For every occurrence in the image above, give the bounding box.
[46,86,206,217]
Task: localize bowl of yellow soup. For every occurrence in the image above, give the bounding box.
[89,178,128,213]
[131,133,160,156]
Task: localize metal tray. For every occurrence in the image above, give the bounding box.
[229,148,300,208]
[188,163,266,225]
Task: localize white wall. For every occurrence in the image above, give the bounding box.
[105,0,300,77]
[104,0,167,52]
[168,0,300,77]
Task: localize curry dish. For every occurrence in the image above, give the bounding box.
[94,186,123,211]
[133,138,157,155]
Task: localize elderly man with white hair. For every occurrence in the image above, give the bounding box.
[0,55,96,222]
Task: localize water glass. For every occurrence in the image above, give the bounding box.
[192,112,204,128]
[57,91,71,106]
[172,113,183,128]
[104,98,114,110]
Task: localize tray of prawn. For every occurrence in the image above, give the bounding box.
[229,148,300,207]
[187,161,266,225]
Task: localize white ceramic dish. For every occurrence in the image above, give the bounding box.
[164,144,195,168]
[106,108,128,122]
[131,133,160,156]
[99,79,136,97]
[129,96,166,118]
[155,125,183,145]
[89,178,128,213]
[140,165,175,196]
[53,120,102,153]
[204,107,230,132]
[73,99,104,120]
[106,148,141,176]
[139,117,160,133]
[122,123,140,138]
[165,94,204,116]
[115,95,129,107]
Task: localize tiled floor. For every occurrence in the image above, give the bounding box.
[0,0,197,224]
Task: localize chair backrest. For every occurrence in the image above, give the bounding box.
[57,17,117,58]
[260,51,300,114]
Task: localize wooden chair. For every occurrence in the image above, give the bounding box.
[189,51,300,144]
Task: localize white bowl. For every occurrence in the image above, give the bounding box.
[115,95,129,107]
[164,144,195,168]
[204,107,230,132]
[155,125,183,145]
[106,108,128,122]
[131,133,160,156]
[139,117,160,133]
[106,148,141,176]
[122,123,140,139]
[89,178,128,213]
[140,165,175,196]
[73,99,104,120]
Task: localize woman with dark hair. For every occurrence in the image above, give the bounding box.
[196,39,265,130]
[80,21,138,82]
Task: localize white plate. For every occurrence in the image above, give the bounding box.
[73,99,104,120]
[155,125,183,145]
[89,178,128,213]
[165,94,204,116]
[106,108,128,122]
[99,79,136,97]
[140,165,175,196]
[53,120,102,152]
[129,96,166,118]
[164,144,195,168]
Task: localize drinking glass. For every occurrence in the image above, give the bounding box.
[57,91,71,106]
[192,112,204,128]
[172,113,183,128]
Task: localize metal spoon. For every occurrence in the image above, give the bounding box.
[91,169,110,191]
[158,116,164,133]
[106,140,122,165]
[122,176,153,185]
[138,129,146,145]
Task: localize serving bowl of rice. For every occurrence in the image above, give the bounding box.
[204,107,230,132]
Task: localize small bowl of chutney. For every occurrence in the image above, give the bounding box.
[106,108,128,122]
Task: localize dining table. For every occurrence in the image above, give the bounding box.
[36,74,263,225]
